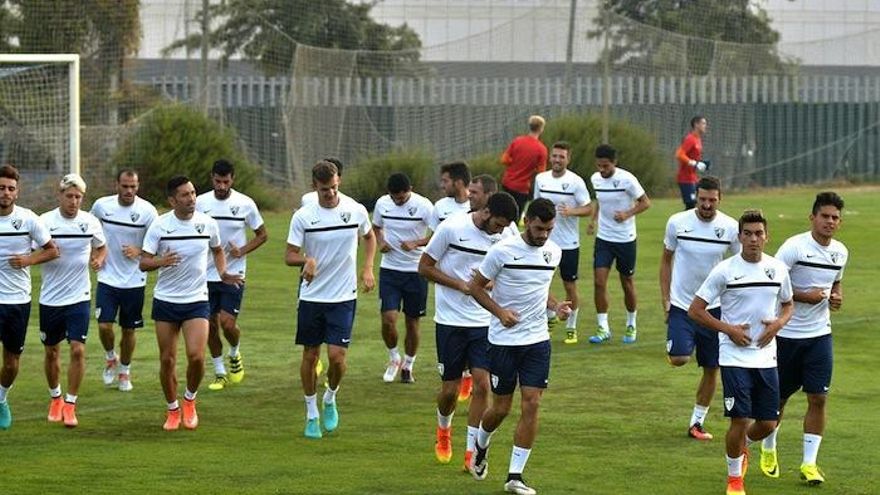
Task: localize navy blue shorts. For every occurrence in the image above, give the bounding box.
[0,303,31,355]
[777,334,833,399]
[40,301,90,346]
[208,281,245,317]
[593,238,637,276]
[151,299,210,323]
[95,282,145,329]
[678,182,697,210]
[559,248,579,282]
[379,268,428,318]
[488,340,552,395]
[296,300,356,348]
[721,367,780,421]
[666,305,720,368]
[435,323,489,381]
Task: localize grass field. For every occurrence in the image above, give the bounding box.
[2,186,878,494]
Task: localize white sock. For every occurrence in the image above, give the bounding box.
[763,426,779,450]
[0,384,9,403]
[726,454,744,477]
[508,446,531,474]
[597,313,609,331]
[690,404,710,427]
[403,354,416,371]
[212,356,227,376]
[119,363,131,375]
[477,423,495,449]
[437,409,454,429]
[49,386,62,399]
[626,310,638,327]
[228,345,240,358]
[566,308,579,330]
[466,425,478,452]
[546,308,557,320]
[184,389,197,401]
[167,399,179,411]
[803,433,822,465]
[304,394,319,420]
[64,393,77,404]
[388,347,401,363]
[323,385,338,405]
[462,369,472,378]
[105,350,117,361]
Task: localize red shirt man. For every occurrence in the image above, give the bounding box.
[501,115,548,217]
[675,116,708,209]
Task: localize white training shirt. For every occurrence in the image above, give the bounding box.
[695,253,793,368]
[372,192,433,272]
[423,212,515,327]
[590,167,646,243]
[196,189,265,281]
[664,209,740,310]
[429,196,471,230]
[533,169,591,249]
[91,195,158,288]
[142,211,221,304]
[775,231,848,339]
[478,235,562,346]
[0,205,52,304]
[287,198,372,303]
[38,209,106,306]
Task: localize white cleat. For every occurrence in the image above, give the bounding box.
[504,479,537,495]
[103,358,118,386]
[118,373,133,392]
[383,359,401,383]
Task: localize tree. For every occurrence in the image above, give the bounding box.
[593,0,795,75]
[163,0,423,75]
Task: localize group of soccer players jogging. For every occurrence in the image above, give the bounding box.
[0,112,850,495]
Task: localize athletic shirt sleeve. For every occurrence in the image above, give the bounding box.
[208,218,221,249]
[142,220,161,256]
[663,216,677,251]
[627,172,646,200]
[90,215,106,248]
[574,176,591,206]
[423,220,450,262]
[356,203,372,236]
[477,243,504,281]
[774,239,798,270]
[371,197,385,228]
[779,266,794,303]
[287,210,305,248]
[30,212,52,248]
[246,198,264,230]
[695,262,725,305]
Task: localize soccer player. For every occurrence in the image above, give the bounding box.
[300,157,350,207]
[419,192,519,470]
[372,172,432,383]
[676,115,709,210]
[467,174,497,212]
[0,165,59,430]
[196,159,268,391]
[91,169,158,392]
[39,174,107,427]
[533,141,592,344]
[468,198,570,495]
[430,161,471,230]
[500,115,548,218]
[759,192,848,485]
[285,160,376,439]
[140,176,237,431]
[688,209,793,495]
[660,176,740,440]
[587,144,651,344]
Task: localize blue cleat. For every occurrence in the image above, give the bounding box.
[588,328,611,344]
[304,417,322,439]
[622,325,638,344]
[322,401,338,432]
[0,402,11,430]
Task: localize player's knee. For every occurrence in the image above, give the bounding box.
[159,353,176,369]
[806,393,827,409]
[69,344,85,361]
[668,355,689,367]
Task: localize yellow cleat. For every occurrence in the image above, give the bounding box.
[760,446,779,478]
[208,375,229,391]
[563,330,578,344]
[800,463,825,485]
[228,354,244,384]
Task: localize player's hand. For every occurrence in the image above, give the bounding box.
[89,256,104,271]
[228,242,243,258]
[221,272,244,288]
[557,204,571,217]
[696,161,707,172]
[360,268,375,293]
[555,301,573,320]
[499,308,520,328]
[725,323,751,347]
[379,241,391,253]
[302,257,318,283]
[8,254,30,269]
[829,291,843,311]
[121,244,141,259]
[613,210,630,223]
[586,222,596,236]
[161,249,181,267]
[758,318,782,347]
[400,240,419,252]
[801,288,828,305]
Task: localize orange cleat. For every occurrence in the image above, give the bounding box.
[726,475,745,495]
[163,408,181,431]
[182,398,199,430]
[47,397,63,423]
[462,449,474,472]
[62,402,78,428]
[742,448,749,478]
[435,426,452,463]
[458,374,473,402]
[688,423,714,440]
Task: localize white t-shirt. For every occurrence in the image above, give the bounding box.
[38,209,106,306]
[301,190,352,208]
[423,212,515,327]
[695,254,793,369]
[196,189,265,281]
[287,199,372,303]
[478,235,562,346]
[430,196,471,230]
[372,192,433,272]
[0,206,52,304]
[91,195,158,288]
[142,211,221,304]
[775,232,848,339]
[533,169,591,249]
[664,209,740,310]
[590,167,646,243]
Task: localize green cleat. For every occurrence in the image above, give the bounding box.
[208,375,229,391]
[0,402,11,430]
[322,401,338,432]
[760,446,779,478]
[800,463,825,485]
[304,417,322,439]
[563,330,578,344]
[228,354,244,384]
[588,327,611,344]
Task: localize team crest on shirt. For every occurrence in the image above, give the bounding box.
[195,223,205,234]
[714,227,725,239]
[407,206,417,216]
[612,180,620,188]
[562,183,570,191]
[830,252,840,263]
[340,211,351,223]
[765,267,776,280]
[78,222,88,233]
[130,211,140,222]
[11,218,22,230]
[230,206,240,216]
[724,397,735,411]
[543,250,552,264]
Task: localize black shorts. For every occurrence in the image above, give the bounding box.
[208,281,245,317]
[777,334,833,399]
[379,268,428,318]
[559,248,580,282]
[488,340,552,395]
[435,323,489,381]
[40,301,91,346]
[0,303,31,355]
[721,367,780,421]
[666,306,720,368]
[95,283,145,329]
[593,238,637,276]
[296,300,356,348]
[152,299,210,323]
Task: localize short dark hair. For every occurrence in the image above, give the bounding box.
[0,164,20,182]
[812,191,844,215]
[166,175,191,198]
[116,169,138,182]
[595,144,617,161]
[696,175,721,193]
[324,157,344,177]
[552,141,571,153]
[387,172,411,194]
[738,209,767,233]
[690,115,706,128]
[440,161,471,185]
[471,174,497,194]
[526,198,556,222]
[312,160,338,184]
[486,192,518,224]
[212,159,235,177]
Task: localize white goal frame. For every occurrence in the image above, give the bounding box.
[0,53,80,174]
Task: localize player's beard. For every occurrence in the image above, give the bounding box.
[525,228,547,247]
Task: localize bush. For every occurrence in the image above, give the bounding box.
[344,148,436,210]
[112,104,279,209]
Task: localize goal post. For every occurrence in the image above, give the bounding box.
[0,53,80,175]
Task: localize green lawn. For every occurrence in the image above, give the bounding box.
[2,186,878,494]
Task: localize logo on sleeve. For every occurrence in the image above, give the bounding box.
[130,211,140,222]
[714,227,725,238]
[11,218,22,230]
[230,206,240,216]
[542,251,552,264]
[764,267,776,280]
[340,211,351,223]
[195,223,205,234]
